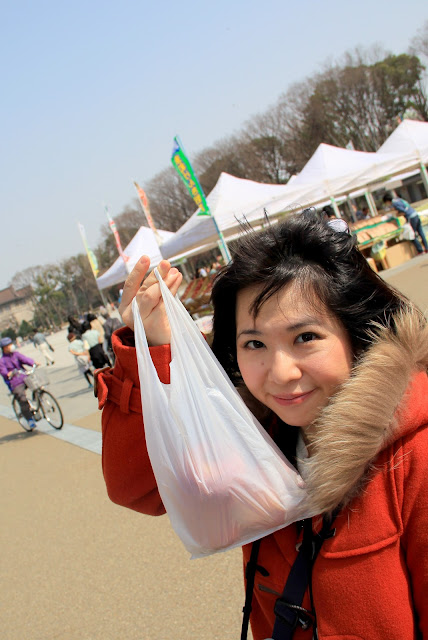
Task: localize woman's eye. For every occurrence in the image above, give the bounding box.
[296,332,317,344]
[245,339,265,350]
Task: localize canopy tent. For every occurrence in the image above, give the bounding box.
[377,119,428,162]
[96,226,175,290]
[161,120,428,262]
[244,128,428,223]
[160,172,303,260]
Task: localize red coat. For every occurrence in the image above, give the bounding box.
[97,319,428,639]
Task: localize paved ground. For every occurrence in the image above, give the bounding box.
[1,254,426,639]
[380,250,428,313]
[0,330,247,640]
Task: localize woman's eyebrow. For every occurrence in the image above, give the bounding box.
[236,317,324,340]
[286,318,323,332]
[236,328,262,339]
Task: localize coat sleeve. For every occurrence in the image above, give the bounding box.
[400,424,428,635]
[17,352,35,367]
[96,326,171,517]
[0,358,9,382]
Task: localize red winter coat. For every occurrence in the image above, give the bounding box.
[97,314,428,639]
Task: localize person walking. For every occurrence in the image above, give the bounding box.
[67,332,94,388]
[100,309,123,362]
[0,337,38,430]
[67,315,83,337]
[383,192,428,254]
[32,331,55,366]
[97,210,427,639]
[81,322,111,370]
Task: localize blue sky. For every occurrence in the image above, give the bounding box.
[1,0,427,288]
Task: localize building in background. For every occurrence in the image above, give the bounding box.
[0,286,34,333]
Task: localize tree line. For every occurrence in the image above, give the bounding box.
[6,24,428,335]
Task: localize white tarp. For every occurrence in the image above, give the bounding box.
[377,119,428,163]
[246,132,426,222]
[97,226,175,289]
[160,172,303,259]
[162,120,428,261]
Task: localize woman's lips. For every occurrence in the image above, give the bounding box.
[272,390,314,406]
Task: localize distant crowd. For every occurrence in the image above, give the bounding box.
[66,306,124,388]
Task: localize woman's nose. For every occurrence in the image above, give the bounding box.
[267,350,303,384]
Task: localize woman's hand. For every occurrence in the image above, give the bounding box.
[119,256,182,346]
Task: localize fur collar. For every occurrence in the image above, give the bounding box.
[300,310,428,515]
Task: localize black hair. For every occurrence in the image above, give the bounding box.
[211,209,414,384]
[81,321,92,333]
[383,193,393,203]
[321,205,334,218]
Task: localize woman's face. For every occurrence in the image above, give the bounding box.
[236,283,353,429]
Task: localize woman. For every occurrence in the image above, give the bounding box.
[0,336,38,430]
[67,315,83,338]
[81,321,111,370]
[67,332,94,388]
[97,210,428,639]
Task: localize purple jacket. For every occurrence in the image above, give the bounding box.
[0,351,35,391]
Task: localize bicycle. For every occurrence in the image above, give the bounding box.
[11,365,64,431]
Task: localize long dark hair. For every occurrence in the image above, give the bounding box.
[211,209,414,384]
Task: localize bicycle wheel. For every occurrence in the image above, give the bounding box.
[12,396,33,432]
[39,390,64,429]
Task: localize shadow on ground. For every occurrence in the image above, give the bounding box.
[0,430,39,445]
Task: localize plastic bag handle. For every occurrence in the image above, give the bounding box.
[154,269,213,352]
[132,296,167,394]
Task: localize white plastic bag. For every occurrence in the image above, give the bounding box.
[400,222,416,241]
[132,270,312,558]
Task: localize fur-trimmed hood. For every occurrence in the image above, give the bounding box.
[300,309,428,515]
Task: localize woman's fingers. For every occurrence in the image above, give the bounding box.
[118,255,183,339]
[140,259,171,292]
[119,256,151,313]
[136,268,181,320]
[168,269,183,296]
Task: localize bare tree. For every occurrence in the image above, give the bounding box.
[410,20,428,59]
[9,265,46,290]
[143,167,195,231]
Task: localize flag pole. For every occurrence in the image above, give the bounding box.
[133,181,163,246]
[171,135,231,263]
[104,205,131,274]
[77,222,108,305]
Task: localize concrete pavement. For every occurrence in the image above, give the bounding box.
[1,330,248,640]
[1,254,426,639]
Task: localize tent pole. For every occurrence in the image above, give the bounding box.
[212,215,232,263]
[364,191,378,218]
[420,162,428,197]
[99,289,109,307]
[346,197,357,222]
[330,197,341,218]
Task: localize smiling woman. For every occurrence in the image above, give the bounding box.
[235,283,353,429]
[99,209,428,640]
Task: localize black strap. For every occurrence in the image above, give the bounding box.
[241,539,261,640]
[240,514,337,640]
[271,514,338,640]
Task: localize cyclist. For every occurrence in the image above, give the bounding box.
[0,337,39,430]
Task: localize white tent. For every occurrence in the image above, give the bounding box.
[161,120,428,262]
[245,138,425,222]
[96,226,175,290]
[377,119,428,162]
[159,172,303,260]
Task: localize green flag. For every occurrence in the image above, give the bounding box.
[171,136,211,216]
[78,222,99,277]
